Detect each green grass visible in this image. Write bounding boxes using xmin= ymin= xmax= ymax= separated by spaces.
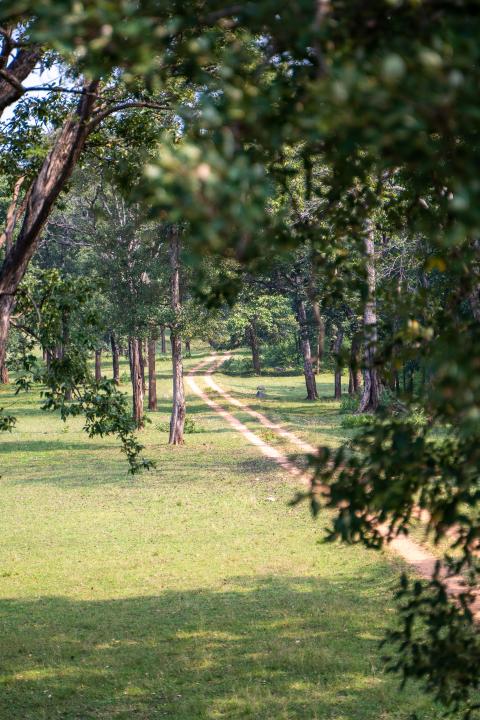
xmin=0 ymin=347 xmax=440 ymax=719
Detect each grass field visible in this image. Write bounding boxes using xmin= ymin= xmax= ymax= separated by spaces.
xmin=0 ymin=348 xmax=440 ymax=719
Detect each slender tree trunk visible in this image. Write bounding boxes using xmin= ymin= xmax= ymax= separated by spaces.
xmin=312 ymin=300 xmax=325 ymax=374
xmin=46 ymin=348 xmax=54 ymax=369
xmin=139 ymin=341 xmax=146 ymax=394
xmin=62 ymin=311 xmax=72 ymax=401
xmin=0 ymin=295 xmax=14 ymax=377
xmin=296 ymin=298 xmax=318 ymax=400
xmin=160 ymin=325 xmax=167 ymax=354
xmin=246 ymin=322 xmax=261 ymax=375
xmin=333 ymin=324 xmax=344 ymax=400
xmin=129 ymin=337 xmax=144 ymax=429
xmin=148 ymin=335 xmax=157 ymax=411
xmin=110 ymin=332 xmax=120 ymax=384
xmin=358 ymin=222 xmax=382 ymax=412
xmin=0 ymin=359 xmax=8 ymax=384
xmin=185 ymin=339 xmax=191 ymax=357
xmin=95 ymin=349 xmax=102 ymax=382
xmin=348 ymin=331 xmax=362 ymax=395
xmin=0 ymin=175 xmax=26 ymax=251
xmin=169 ymin=232 xmax=186 ymax=445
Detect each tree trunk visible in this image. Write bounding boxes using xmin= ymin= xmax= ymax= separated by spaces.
xmin=62 ymin=310 xmax=72 ymax=401
xmin=110 ymin=332 xmax=120 ymax=384
xmin=169 ymin=231 xmax=186 ymax=445
xmin=185 ymin=339 xmax=191 ymax=357
xmin=348 ymin=331 xmax=362 ymax=395
xmin=0 ymin=79 xmax=99 ymax=370
xmin=160 ymin=325 xmax=167 ymax=354
xmin=0 ymin=175 xmax=26 ymax=252
xmin=0 ymin=359 xmax=8 ymax=384
xmin=358 ymin=222 xmax=382 ymax=412
xmin=95 ymin=349 xmax=102 ymax=382
xmin=148 ymin=336 xmax=157 ymax=411
xmin=0 ymin=294 xmax=14 ymax=377
xmin=0 ymin=45 xmax=42 ymax=118
xmin=296 ymin=298 xmax=318 ymax=400
xmin=312 ymin=300 xmax=325 ymax=374
xmin=246 ymin=322 xmax=261 ymax=375
xmin=129 ymin=337 xmax=144 ymax=429
xmin=139 ymin=341 xmax=146 ymax=394
xmin=333 ymin=324 xmax=344 ymax=400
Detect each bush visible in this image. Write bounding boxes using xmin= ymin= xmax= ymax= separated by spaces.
xmin=339 ymin=395 xmax=360 ymax=414
xmin=409 ymin=407 xmax=428 ymax=428
xmin=341 ymin=414 xmax=374 ymax=429
xmin=222 ymin=356 xmax=254 ymax=375
xmin=261 ymin=339 xmax=300 ymax=370
xmin=155 ymin=416 xmax=200 ymax=433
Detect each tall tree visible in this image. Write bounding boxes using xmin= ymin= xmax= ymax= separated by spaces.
xmin=168 ymin=230 xmax=185 ymax=445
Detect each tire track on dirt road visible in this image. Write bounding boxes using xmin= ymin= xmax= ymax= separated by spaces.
xmin=187 ymin=352 xmax=480 ymax=617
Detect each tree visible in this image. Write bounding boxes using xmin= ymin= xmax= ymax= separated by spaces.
xmin=168 ymin=229 xmax=186 ymax=445
xmin=358 ymin=221 xmax=381 ymax=412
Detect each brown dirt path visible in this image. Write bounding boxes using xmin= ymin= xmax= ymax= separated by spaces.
xmin=187 ymin=353 xmax=480 ymax=618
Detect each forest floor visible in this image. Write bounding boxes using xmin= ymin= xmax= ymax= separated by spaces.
xmin=0 ymin=347 xmax=442 ymax=719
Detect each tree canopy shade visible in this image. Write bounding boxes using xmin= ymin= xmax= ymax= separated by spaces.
xmin=2 ymin=0 xmax=480 ymax=716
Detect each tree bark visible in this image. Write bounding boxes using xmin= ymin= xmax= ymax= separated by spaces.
xmin=110 ymin=332 xmax=120 ymax=384
xmin=139 ymin=340 xmax=146 ymax=394
xmin=148 ymin=335 xmax=157 ymax=411
xmin=0 ymin=359 xmax=8 ymax=384
xmin=0 ymin=175 xmax=26 ymax=251
xmin=0 ymin=294 xmax=14 ymax=378
xmin=296 ymin=298 xmax=318 ymax=400
xmin=358 ymin=222 xmax=382 ymax=412
xmin=348 ymin=331 xmax=362 ymax=395
xmin=95 ymin=349 xmax=102 ymax=382
xmin=0 ymin=79 xmax=99 ymax=370
xmin=311 ymin=300 xmax=325 ymax=374
xmin=129 ymin=337 xmax=144 ymax=429
xmin=246 ymin=322 xmax=261 ymax=375
xmin=333 ymin=324 xmax=344 ymax=400
xmin=169 ymin=231 xmax=186 ymax=445
xmin=62 ymin=310 xmax=72 ymax=401
xmin=0 ymin=45 xmax=42 ymax=117
xmin=160 ymin=325 xmax=166 ymax=354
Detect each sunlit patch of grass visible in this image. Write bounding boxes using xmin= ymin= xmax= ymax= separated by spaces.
xmin=0 ymin=346 xmax=440 ymax=719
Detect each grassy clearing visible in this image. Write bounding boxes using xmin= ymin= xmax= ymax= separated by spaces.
xmin=0 ymin=348 xmax=439 ymax=718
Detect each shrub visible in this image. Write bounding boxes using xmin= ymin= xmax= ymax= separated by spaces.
xmin=155 ymin=416 xmax=200 ymax=433
xmin=341 ymin=414 xmax=374 ymax=429
xmin=222 ymin=356 xmax=254 ymax=375
xmin=340 ymin=395 xmax=360 ymax=414
xmin=261 ymin=339 xmax=300 ymax=370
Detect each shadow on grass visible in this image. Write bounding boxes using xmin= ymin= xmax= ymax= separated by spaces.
xmin=0 ymin=574 xmax=427 ymax=720
xmin=0 ymin=439 xmax=116 ymax=454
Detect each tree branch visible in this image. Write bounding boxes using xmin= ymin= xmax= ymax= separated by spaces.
xmin=87 ymin=100 xmax=169 ymax=132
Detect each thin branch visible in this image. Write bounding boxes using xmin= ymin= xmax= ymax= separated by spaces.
xmin=22 ymin=84 xmax=101 ymax=97
xmin=87 ymin=100 xmax=169 ymax=132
